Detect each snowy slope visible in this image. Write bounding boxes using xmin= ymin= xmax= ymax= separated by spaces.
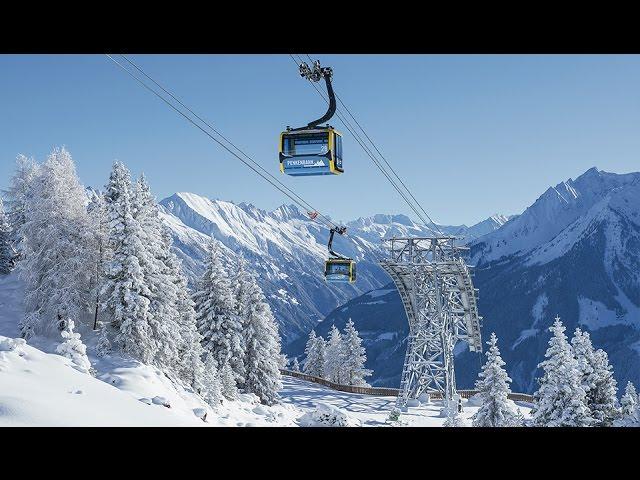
xmin=1 ymin=271 xmax=532 ymax=426
xmin=0 ymin=335 xmax=530 ymax=427
xmin=0 ymin=336 xmax=207 ymax=427
xmin=0 ymin=273 xmax=298 ymax=426
xmin=159 ymin=192 xmax=510 ymax=344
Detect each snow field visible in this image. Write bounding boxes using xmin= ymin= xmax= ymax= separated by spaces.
xmin=0 ymin=334 xmax=532 ymax=427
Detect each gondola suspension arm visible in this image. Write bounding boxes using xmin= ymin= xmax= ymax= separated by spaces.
xmin=290 ymin=60 xmax=336 ymax=131
xmin=328 ymin=226 xmax=348 ymax=260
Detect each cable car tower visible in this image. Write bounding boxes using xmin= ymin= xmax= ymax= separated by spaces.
xmin=380 ymin=236 xmax=483 ymax=420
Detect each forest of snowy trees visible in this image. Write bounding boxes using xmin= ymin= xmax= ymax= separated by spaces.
xmin=301 ymin=320 xmax=372 ymax=387
xmin=469 ymin=317 xmax=639 ymax=427
xmin=1 ymin=148 xmax=283 ymax=408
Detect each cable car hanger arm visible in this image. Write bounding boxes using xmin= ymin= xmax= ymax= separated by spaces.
xmin=328 ymin=226 xmax=348 ymax=260
xmin=290 ymin=60 xmax=336 ymax=131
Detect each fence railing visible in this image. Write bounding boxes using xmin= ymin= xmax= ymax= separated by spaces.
xmin=280 ymin=369 xmax=535 ymax=404
xmin=280 ymin=369 xmax=399 ymax=396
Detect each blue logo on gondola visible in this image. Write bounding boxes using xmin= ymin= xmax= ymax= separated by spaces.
xmin=286 ymin=158 xmax=328 ymax=168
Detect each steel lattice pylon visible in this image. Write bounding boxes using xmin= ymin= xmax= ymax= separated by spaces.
xmin=380 ymin=237 xmax=482 ymax=417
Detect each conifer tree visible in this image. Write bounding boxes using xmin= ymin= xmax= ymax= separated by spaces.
xmin=161 ymin=227 xmax=204 ymax=387
xmin=571 ymin=327 xmax=619 ymax=426
xmin=0 ymin=199 xmax=16 ymax=274
xmin=531 ymin=317 xmax=592 ymax=427
xmin=443 ymin=407 xmax=464 ymax=427
xmin=18 ymin=148 xmax=94 ymax=338
xmin=194 ymin=240 xmax=244 ymax=384
xmin=341 ymin=319 xmax=372 ymax=386
xmin=303 ymin=331 xmax=326 ymax=378
xmin=618 ymin=381 xmax=639 ymax=426
xmin=291 ymin=357 xmax=300 ymax=372
xmin=278 ymin=353 xmax=289 ymax=370
xmin=303 ymin=330 xmax=321 ymax=376
xmin=3 ymin=154 xmax=39 ymax=260
xmin=131 ymin=174 xmax=183 ymax=376
xmin=196 ymin=352 xmax=223 ymax=408
xmin=324 ymin=325 xmax=345 ymax=383
xmin=232 ymin=255 xmax=251 ymax=319
xmin=100 ymin=162 xmax=157 ymax=363
xmin=220 ymin=363 xmax=238 ymax=401
xmin=471 ymin=332 xmax=519 ymax=427
xmin=240 ymin=270 xmax=282 ymax=405
xmin=56 ymin=319 xmax=93 ymax=375
xmin=87 ymin=191 xmax=107 ymax=329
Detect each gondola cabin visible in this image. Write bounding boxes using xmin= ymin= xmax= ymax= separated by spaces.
xmin=279 ymin=127 xmax=343 ymax=176
xmin=324 ymin=258 xmax=356 ymax=283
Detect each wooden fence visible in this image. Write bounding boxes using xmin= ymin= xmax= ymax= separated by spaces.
xmin=280 ymin=369 xmax=535 ymax=404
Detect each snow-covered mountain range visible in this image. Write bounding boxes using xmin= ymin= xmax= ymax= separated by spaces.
xmin=311 ymin=167 xmax=640 ymax=392
xmin=158 ymin=191 xmax=509 ymax=344
xmin=467 ymin=167 xmax=640 ymax=393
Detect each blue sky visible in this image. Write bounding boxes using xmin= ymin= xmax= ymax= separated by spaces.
xmin=1 ymin=54 xmax=640 ymax=226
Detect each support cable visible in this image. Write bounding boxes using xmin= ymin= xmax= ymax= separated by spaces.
xmin=295 ymin=54 xmax=444 ymax=236
xmin=105 ymin=54 xmax=340 ymax=233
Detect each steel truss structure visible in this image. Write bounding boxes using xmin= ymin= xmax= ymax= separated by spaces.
xmin=380 ymin=237 xmax=482 ymax=415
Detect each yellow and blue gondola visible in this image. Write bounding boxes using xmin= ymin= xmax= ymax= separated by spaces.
xmin=324 ymin=258 xmax=356 ymax=283
xmin=279 ymin=127 xmax=343 ymax=176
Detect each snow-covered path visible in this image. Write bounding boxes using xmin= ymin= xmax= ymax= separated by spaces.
xmin=279 ymin=376 xmax=532 ymax=426
xmin=280 ymin=376 xmax=396 ymax=426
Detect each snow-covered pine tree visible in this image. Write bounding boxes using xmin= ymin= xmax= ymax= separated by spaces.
xmin=303 ymin=331 xmax=326 ymax=378
xmin=100 ymin=162 xmax=157 ymax=363
xmin=443 ymin=407 xmax=464 ymax=427
xmin=131 ymin=174 xmax=183 ymax=377
xmin=279 ymin=353 xmax=289 ymax=369
xmin=240 ymin=270 xmax=282 ymax=405
xmin=87 ymin=191 xmax=108 ymax=330
xmin=324 ymin=325 xmax=346 ymax=384
xmin=303 ymin=330 xmax=318 ymax=375
xmin=341 ymin=319 xmax=372 ymax=386
xmin=0 ymin=199 xmax=16 ymax=274
xmin=232 ymin=255 xmax=251 ymax=318
xmin=194 ymin=240 xmax=244 ymax=385
xmin=220 ymin=363 xmax=238 ymax=401
xmin=160 ymin=226 xmax=204 ymax=388
xmin=291 ymin=357 xmax=300 ymax=372
xmin=230 ymin=255 xmax=252 ymax=386
xmin=471 ymin=332 xmax=520 ymax=427
xmin=618 ymin=381 xmax=639 ymax=426
xmin=18 ymin=148 xmax=95 ymax=339
xmin=531 ymin=317 xmax=592 ymax=427
xmin=3 ymin=154 xmax=39 ymax=260
xmin=571 ymin=327 xmax=619 ymax=426
xmin=56 ymin=319 xmax=93 ymax=375
xmin=96 ymin=327 xmax=112 ymax=357
xmin=196 ymin=352 xmax=223 ymax=408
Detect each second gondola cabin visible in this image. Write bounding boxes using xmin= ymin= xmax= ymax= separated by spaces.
xmin=324 ymin=258 xmax=356 ymax=283
xmin=279 ymin=127 xmax=343 ymax=176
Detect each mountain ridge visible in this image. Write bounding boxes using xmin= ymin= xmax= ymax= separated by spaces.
xmin=158 ymin=191 xmax=510 ymax=345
